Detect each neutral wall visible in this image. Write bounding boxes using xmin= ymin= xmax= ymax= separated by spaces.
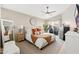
xmin=62 ymin=4 xmax=76 ymax=30
xmin=0 ymin=5 xmax=1 ymax=18
xmin=1 ymin=8 xmax=44 ymax=30
xmin=46 ymin=15 xmax=62 ymax=27
xmin=0 ymin=20 xmax=1 ymax=47
xmin=0 ymin=5 xmax=1 ymax=47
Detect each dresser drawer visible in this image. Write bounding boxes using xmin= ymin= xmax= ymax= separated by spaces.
xmin=17 ymin=33 xmax=24 ymax=42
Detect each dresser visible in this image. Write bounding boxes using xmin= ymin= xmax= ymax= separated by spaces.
xmin=17 ymin=32 xmax=24 ymax=42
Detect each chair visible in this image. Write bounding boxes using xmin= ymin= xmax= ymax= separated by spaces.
xmin=3 ymin=41 xmax=20 ymax=54
xmin=2 ymin=33 xmax=20 ymax=54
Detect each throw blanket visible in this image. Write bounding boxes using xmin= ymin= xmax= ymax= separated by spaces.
xmin=31 ymin=34 xmax=52 ymax=44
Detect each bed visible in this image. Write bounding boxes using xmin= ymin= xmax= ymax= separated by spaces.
xmin=25 ymin=28 xmax=55 ymax=49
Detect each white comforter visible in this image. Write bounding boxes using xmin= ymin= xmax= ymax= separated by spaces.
xmin=25 ymin=33 xmax=55 ymax=49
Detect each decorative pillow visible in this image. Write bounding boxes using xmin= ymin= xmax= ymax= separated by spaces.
xmin=34 ymin=31 xmax=39 ymax=35
xmin=37 ymin=28 xmax=41 ymax=34
xmin=32 ymin=28 xmax=41 ymax=35
xmin=32 ymin=28 xmax=37 ymax=34
xmin=37 ymin=28 xmax=41 ymax=31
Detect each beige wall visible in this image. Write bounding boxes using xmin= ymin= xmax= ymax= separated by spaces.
xmin=62 ymin=4 xmax=76 ymax=30
xmin=46 ymin=15 xmax=62 ymax=26
xmin=1 ymin=8 xmax=44 ymax=30
xmin=0 ymin=5 xmax=1 ymax=47
xmin=0 ymin=5 xmax=1 ymax=18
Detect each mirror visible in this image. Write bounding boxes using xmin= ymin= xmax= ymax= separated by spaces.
xmin=1 ymin=19 xmax=14 ymax=43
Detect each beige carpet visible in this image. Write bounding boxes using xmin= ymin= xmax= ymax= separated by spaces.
xmin=16 ymin=37 xmax=64 ymax=54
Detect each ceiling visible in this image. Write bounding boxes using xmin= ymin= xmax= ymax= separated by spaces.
xmin=2 ymin=4 xmax=71 ymax=19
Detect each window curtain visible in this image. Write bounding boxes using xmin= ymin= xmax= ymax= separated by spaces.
xmin=76 ymin=4 xmax=79 ymax=28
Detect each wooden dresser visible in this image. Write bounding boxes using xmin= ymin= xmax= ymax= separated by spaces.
xmin=16 ymin=32 xmax=24 ymax=42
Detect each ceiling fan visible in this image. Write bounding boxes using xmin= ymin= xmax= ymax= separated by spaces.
xmin=42 ymin=6 xmax=56 ymax=15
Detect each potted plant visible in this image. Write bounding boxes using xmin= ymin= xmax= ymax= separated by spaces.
xmin=43 ymin=23 xmax=48 ymax=32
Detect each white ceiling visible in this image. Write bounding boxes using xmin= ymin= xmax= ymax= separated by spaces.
xmin=2 ymin=4 xmax=71 ymax=19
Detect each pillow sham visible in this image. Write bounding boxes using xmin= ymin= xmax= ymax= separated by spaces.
xmin=32 ymin=28 xmax=42 ymax=35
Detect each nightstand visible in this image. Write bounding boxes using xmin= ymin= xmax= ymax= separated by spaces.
xmin=17 ymin=32 xmax=24 ymax=42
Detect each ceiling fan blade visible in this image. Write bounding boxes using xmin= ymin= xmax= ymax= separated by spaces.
xmin=41 ymin=11 xmax=49 ymax=14
xmin=41 ymin=11 xmax=46 ymax=13
xmin=41 ymin=10 xmax=56 ymax=14
xmin=49 ymin=11 xmax=56 ymax=13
